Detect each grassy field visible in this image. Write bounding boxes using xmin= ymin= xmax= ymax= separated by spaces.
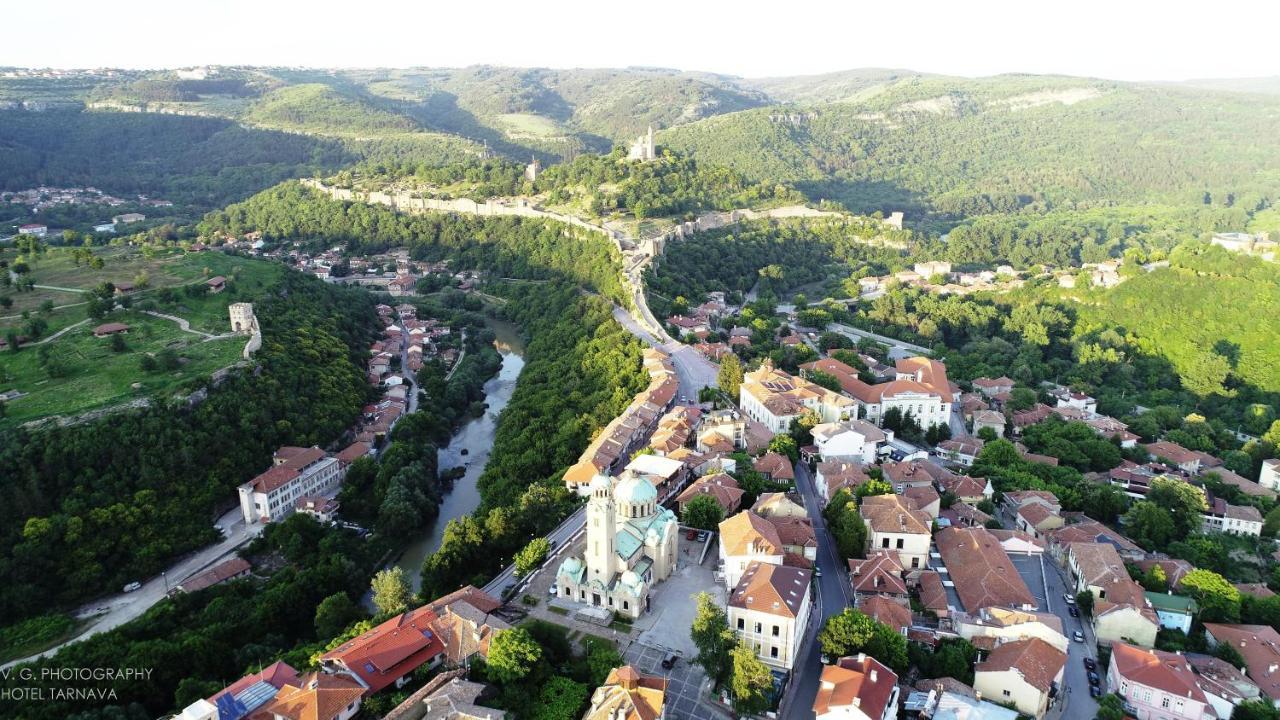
xmin=496 ymin=112 xmax=566 ymax=138
xmin=0 ymin=310 xmax=246 ymax=425
xmin=0 ymin=249 xmax=283 ymax=425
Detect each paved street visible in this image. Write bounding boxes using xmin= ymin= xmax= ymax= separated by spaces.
xmin=829 ymin=323 xmax=931 ymax=361
xmin=1008 ymin=553 xmax=1100 ymax=720
xmin=3 ymin=506 xmax=264 ymax=669
xmin=783 ymin=459 xmax=855 ymax=720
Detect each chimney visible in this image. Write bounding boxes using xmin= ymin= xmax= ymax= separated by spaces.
xmin=870 ymin=669 xmax=878 ymax=683
xmin=857 ymin=652 xmax=867 ymax=664
xmin=975 ymin=691 xmax=982 ymax=702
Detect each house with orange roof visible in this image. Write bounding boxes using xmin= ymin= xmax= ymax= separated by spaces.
xmin=1203 ymin=623 xmax=1280 ymax=704
xmin=973 ymin=637 xmax=1066 ymax=718
xmin=583 ymin=666 xmax=666 ymax=720
xmin=237 ymin=446 xmax=344 ymax=524
xmin=1014 ymin=503 xmax=1063 ymax=539
xmin=676 ymin=473 xmax=743 ymax=516
xmin=935 ymin=527 xmax=1037 ymax=613
xmin=813 ymin=654 xmax=900 ymax=720
xmin=1068 ymin=543 xmax=1158 ymax=647
xmin=718 ymin=510 xmax=813 ymax=587
xmin=753 ymin=451 xmax=796 ymax=482
xmin=1107 ymin=642 xmax=1215 ymax=720
xmin=319 ymin=606 xmax=445 ymax=695
xmin=861 ymin=595 xmax=913 ymax=634
xmin=816 ymin=460 xmax=871 ymax=501
xmin=728 ymin=562 xmax=812 ymax=669
xmin=848 ymin=551 xmax=908 ymax=602
xmin=250 ymin=672 xmax=365 ymax=720
xmin=179 ymin=661 xmax=301 ymax=720
xmin=861 ymin=494 xmax=933 ymax=570
xmin=740 ymin=362 xmax=854 ymax=434
xmin=957 ymin=606 xmax=1068 ymax=653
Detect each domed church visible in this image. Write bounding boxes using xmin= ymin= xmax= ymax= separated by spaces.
xmin=556 ymin=471 xmax=679 ymax=618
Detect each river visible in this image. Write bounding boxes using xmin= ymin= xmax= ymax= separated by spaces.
xmin=393 ymin=318 xmax=526 ymax=592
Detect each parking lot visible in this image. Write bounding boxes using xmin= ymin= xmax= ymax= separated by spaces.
xmin=625 ymin=640 xmax=726 ymax=720
xmin=1008 ymin=551 xmax=1099 ymax=720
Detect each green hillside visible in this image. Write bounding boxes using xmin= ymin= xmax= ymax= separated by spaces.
xmin=662 ymin=76 xmax=1280 ymax=218
xmin=243 ymin=83 xmax=421 ymax=135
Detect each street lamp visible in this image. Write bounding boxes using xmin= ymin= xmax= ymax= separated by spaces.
xmin=162 ymin=571 xmax=168 ymax=593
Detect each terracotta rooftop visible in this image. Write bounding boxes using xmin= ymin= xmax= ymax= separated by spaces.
xmin=1203 ymin=624 xmax=1280 ymax=701
xmin=861 ymin=595 xmax=912 ymax=632
xmin=320 ymin=606 xmax=443 ymax=695
xmin=729 ymin=562 xmax=811 ymax=618
xmin=976 ymin=637 xmax=1066 ymax=692
xmin=813 ymin=654 xmax=899 ymax=719
xmin=719 ymin=510 xmax=783 ymax=557
xmin=754 ymin=452 xmax=796 ymax=480
xmin=936 ymin=527 xmax=1036 ymax=612
xmin=849 ymin=551 xmax=908 ymax=596
xmin=251 ymin=672 xmax=364 ymax=720
xmin=1110 ymin=642 xmax=1208 ymax=704
xmin=860 ymin=494 xmax=932 ymax=535
xmin=584 ymin=666 xmax=667 ymax=720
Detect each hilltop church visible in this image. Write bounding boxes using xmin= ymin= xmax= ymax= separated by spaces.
xmin=556 ymin=472 xmax=679 ymax=618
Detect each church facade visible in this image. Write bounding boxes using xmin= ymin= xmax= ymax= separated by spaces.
xmin=556 ymin=472 xmax=679 ymax=618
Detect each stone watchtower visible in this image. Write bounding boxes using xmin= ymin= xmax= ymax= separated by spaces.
xmin=229 ymin=302 xmax=257 ymax=334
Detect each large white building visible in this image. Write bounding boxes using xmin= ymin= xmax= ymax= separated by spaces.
xmin=727 ymin=562 xmax=812 ymax=670
xmin=556 ymin=473 xmax=679 ymax=618
xmin=801 ymin=356 xmax=952 ymax=431
xmin=740 ymin=362 xmax=854 ymax=434
xmin=238 ymin=447 xmax=345 ymax=523
xmin=811 ymin=419 xmax=888 ymax=465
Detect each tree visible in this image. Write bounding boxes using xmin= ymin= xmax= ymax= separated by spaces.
xmin=1008 ymin=387 xmax=1038 ymax=411
xmin=487 ymin=627 xmax=542 ymax=683
xmin=514 ymin=537 xmax=551 ymax=578
xmin=818 ymin=609 xmax=908 ymax=673
xmin=1097 ymin=694 xmax=1126 ymax=720
xmin=1234 ymin=700 xmax=1280 ymax=720
xmin=1076 ymin=590 xmax=1095 ymax=616
xmin=109 ymin=332 xmax=127 ymax=353
xmin=825 ymin=490 xmax=868 ymax=559
xmin=767 ymin=434 xmax=798 ymax=462
xmin=729 ymin=642 xmax=773 ymax=715
xmin=530 ymin=677 xmax=589 ymax=720
xmin=1180 ymin=569 xmax=1241 ymax=623
xmin=1141 ymin=564 xmax=1168 ymax=593
xmin=855 ymin=479 xmax=893 ymax=499
xmin=1147 ymin=476 xmax=1209 ymax=538
xmin=1182 ymin=351 xmax=1233 ymax=397
xmin=682 ymin=495 xmax=726 ymax=531
xmin=690 ymin=592 xmax=735 ymax=685
xmin=1122 ymin=501 xmax=1177 ymax=550
xmin=976 ymin=426 xmax=998 ymax=442
xmin=717 ymin=353 xmax=743 ymax=398
xmin=314 ymin=592 xmax=362 ymax=639
xmin=370 ymin=567 xmax=411 ymax=616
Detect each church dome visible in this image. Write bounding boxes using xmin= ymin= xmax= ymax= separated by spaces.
xmin=559 ymin=557 xmax=583 ymax=576
xmin=614 ymin=473 xmax=657 ymax=506
xmin=621 ymin=569 xmax=642 ymax=589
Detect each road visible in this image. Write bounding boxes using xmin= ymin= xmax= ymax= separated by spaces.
xmin=3 ymin=506 xmax=263 ymax=669
xmin=782 ymin=459 xmax=854 ymax=720
xmin=1036 ymin=554 xmax=1100 ymax=720
xmin=612 ymin=305 xmax=718 ymax=399
xmin=829 ymin=322 xmax=931 ymax=361
xmin=482 ymin=506 xmax=587 ymax=597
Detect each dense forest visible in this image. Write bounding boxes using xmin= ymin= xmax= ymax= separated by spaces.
xmin=0 ymin=271 xmax=377 ymax=622
xmin=663 ymin=77 xmax=1280 ymax=220
xmin=198 ymin=182 xmax=631 ymax=304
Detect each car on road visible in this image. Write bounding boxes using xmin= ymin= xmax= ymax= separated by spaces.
xmin=122 ymin=581 xmax=142 ymax=593
xmin=661 ymin=654 xmax=679 ymax=670
xmin=1073 ymin=631 xmax=1086 ymax=643
xmin=1089 ymin=685 xmax=1102 ymax=698
xmin=1068 ymin=606 xmax=1080 ymax=617
xmin=1084 ymin=657 xmax=1097 ymax=671
xmin=1064 ymin=593 xmax=1076 ymax=605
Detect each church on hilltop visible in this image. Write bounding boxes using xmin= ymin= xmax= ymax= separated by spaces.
xmin=556 ymin=472 xmax=679 ymax=618
xmin=627 ymin=126 xmax=657 ymax=162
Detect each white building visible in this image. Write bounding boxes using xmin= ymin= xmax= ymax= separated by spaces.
xmin=727 ymin=562 xmax=811 ymax=670
xmin=237 ymin=447 xmax=344 ymax=524
xmin=627 ymin=126 xmax=657 ymax=162
xmin=1260 ymin=459 xmax=1280 ymax=492
xmin=860 ymin=494 xmax=933 ymax=570
xmin=1202 ymin=498 xmax=1263 ymax=537
xmin=811 ymin=419 xmax=888 ymax=465
xmin=1108 ymin=643 xmax=1216 ymax=720
xmin=740 ymin=362 xmax=854 ymax=434
xmin=555 ymin=473 xmax=679 ymax=618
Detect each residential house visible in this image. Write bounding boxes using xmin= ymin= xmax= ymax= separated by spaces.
xmin=973 ymin=637 xmax=1067 ymax=719
xmin=811 ymin=419 xmax=889 ymax=465
xmin=728 ymin=562 xmax=812 ymax=670
xmin=882 ymin=459 xmax=947 ymax=490
xmin=1202 ymin=497 xmax=1264 ymax=537
xmin=408 ymin=672 xmax=507 ymax=720
xmin=848 ymin=551 xmax=909 ymax=604
xmin=918 ymin=571 xmax=950 ymax=620
xmin=939 ymin=475 xmax=994 ymax=505
xmin=1185 ymin=653 xmax=1261 ymax=719
xmin=1144 ymin=442 xmax=1204 ymax=474
xmin=957 ymin=606 xmax=1068 ymax=653
xmin=1135 ymin=559 xmax=1196 ymax=591
xmin=583 ymin=666 xmax=666 ymax=720
xmin=718 ymin=510 xmax=815 ymax=588
xmin=973 ymin=377 xmax=1015 ymax=398
xmin=935 ymin=527 xmax=1037 ymax=613
xmin=861 ymin=594 xmax=913 ymax=634
xmin=1144 ymin=592 xmax=1197 ymax=635
xmin=1261 ymin=459 xmax=1280 ymax=493
xmin=813 ymin=654 xmax=900 ymax=720
xmin=917 ymin=689 xmax=1018 ymax=720
xmin=972 ymin=410 xmax=1006 ymax=438
xmin=695 ymin=408 xmax=745 ymax=453
xmin=1045 ymin=519 xmax=1145 ymax=563
xmin=93 ymin=322 xmax=130 ymax=337
xmin=936 ymin=438 xmax=984 ymax=467
xmin=207 ymin=275 xmax=227 ymax=293
xmin=320 ymin=606 xmax=445 ymax=694
xmin=987 ymin=529 xmax=1047 ymax=556
xmin=817 ymin=460 xmax=871 ymax=501
xmin=799 ymin=356 xmax=952 ymax=431
xmin=676 ymin=473 xmax=743 ymax=516
xmin=1068 ymin=543 xmax=1159 ymax=647
xmin=251 ymin=673 xmax=364 ymax=720
xmin=904 ymin=485 xmax=942 ymax=519
xmin=1107 ymin=643 xmax=1215 ymax=720
xmin=178 ymin=661 xmax=301 ymax=720
xmin=752 ymin=492 xmax=808 ymax=519
xmin=625 ymin=453 xmax=687 ymax=501
xmin=754 ymin=452 xmax=796 ymax=483
xmin=740 ymin=362 xmax=854 ymax=434
xmin=425 ymin=586 xmax=509 ymax=668
xmin=861 ymin=494 xmax=933 ymax=570
xmin=1015 ymin=504 xmax=1064 ymax=539
xmin=1202 ymin=623 xmax=1280 ymax=705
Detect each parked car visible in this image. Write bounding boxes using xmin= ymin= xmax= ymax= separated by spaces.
xmin=1073 ymin=631 xmax=1086 ymax=642
xmin=1084 ymin=657 xmax=1096 ymax=671
xmin=1089 ymin=685 xmax=1102 ymax=698
xmin=548 ymin=585 xmax=557 ymax=596
xmin=1088 ymin=671 xmax=1100 ymax=685
xmin=122 ymin=581 xmax=142 ymax=593
xmin=1068 ymin=606 xmax=1080 ymax=617
xmin=661 ymin=654 xmax=679 ymax=670
xmin=686 ymin=529 xmax=698 ymax=540
xmin=814 ymin=566 xmax=823 ymax=579
xmin=1064 ymin=593 xmax=1076 ymax=605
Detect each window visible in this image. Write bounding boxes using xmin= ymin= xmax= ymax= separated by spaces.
xmin=755 ymin=622 xmax=762 ymax=634
xmin=738 ymin=618 xmax=745 ymax=630
xmin=1002 ymin=690 xmax=1011 ymax=697
xmin=1161 ymin=698 xmax=1170 ymax=709
xmin=896 ymin=538 xmax=904 ymax=549
xmin=772 ymin=625 xmax=780 ymax=637
xmin=882 ymin=538 xmax=890 ymax=548
xmin=770 ymin=646 xmax=779 ymax=658
xmin=911 ymin=557 xmax=920 ymax=569
xmin=623 ymin=601 xmax=629 ymax=610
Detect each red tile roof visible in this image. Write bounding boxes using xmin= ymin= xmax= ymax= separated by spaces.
xmin=976 ymin=637 xmax=1066 ymax=692
xmin=321 ymin=606 xmax=444 ymax=694
xmin=1203 ymin=624 xmax=1280 ymax=701
xmin=813 ymin=654 xmax=898 ymax=719
xmin=861 ymin=596 xmax=912 ymax=632
xmin=936 ymin=527 xmax=1036 ymax=612
xmin=1110 ymin=642 xmax=1208 ymax=703
xmin=729 ymin=562 xmax=810 ymax=618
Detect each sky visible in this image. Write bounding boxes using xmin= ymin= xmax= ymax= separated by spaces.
xmin=6 ymin=0 xmax=1280 ymax=81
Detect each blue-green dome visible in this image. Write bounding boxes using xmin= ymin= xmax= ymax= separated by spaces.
xmin=615 ymin=473 xmax=657 ymax=505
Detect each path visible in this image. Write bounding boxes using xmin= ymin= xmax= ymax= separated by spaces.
xmin=828 ymin=322 xmax=932 ymax=360
xmin=142 ymin=310 xmax=217 ymax=338
xmin=441 ymin=329 xmax=467 ymax=383
xmin=31 ymin=284 xmax=87 ymax=294
xmin=25 ymin=318 xmax=89 ymax=346
xmin=3 ymin=506 xmax=265 ymax=670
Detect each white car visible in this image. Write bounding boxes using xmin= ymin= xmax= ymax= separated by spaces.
xmin=1073 ymin=631 xmax=1086 ymax=643
xmin=122 ymin=581 xmax=142 ymax=593
xmin=1064 ymin=593 xmax=1076 ymax=605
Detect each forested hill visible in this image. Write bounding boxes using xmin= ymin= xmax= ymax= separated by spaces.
xmin=0 ymin=269 xmax=377 ymax=622
xmin=661 ymin=76 xmax=1280 ymax=219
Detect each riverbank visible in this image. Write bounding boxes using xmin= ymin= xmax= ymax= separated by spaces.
xmin=391 ymin=318 xmax=526 ymax=592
